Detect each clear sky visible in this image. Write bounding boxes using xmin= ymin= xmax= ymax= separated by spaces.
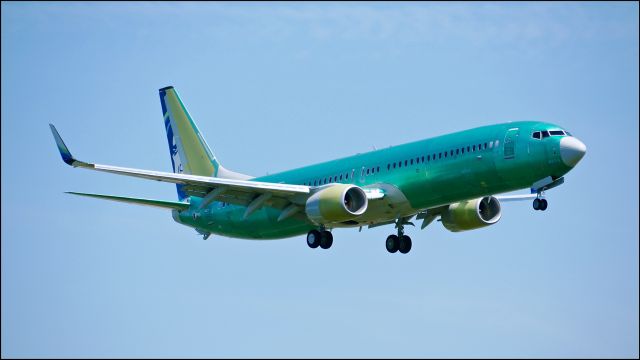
xmin=2 ymin=2 xmax=638 ymax=358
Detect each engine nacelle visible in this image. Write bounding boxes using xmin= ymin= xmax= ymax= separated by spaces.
xmin=441 ymin=196 xmax=502 ymax=232
xmin=305 ymin=184 xmax=368 ymax=224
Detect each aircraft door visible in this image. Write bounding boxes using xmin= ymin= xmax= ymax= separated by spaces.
xmin=503 ymin=128 xmax=519 ymax=159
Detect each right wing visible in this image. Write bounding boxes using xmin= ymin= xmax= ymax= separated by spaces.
xmin=494 ymin=194 xmax=538 ymax=202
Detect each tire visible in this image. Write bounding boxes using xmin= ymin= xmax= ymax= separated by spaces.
xmin=399 ymin=235 xmax=412 ymax=254
xmin=307 ymin=230 xmax=321 ymax=248
xmin=533 ymin=198 xmax=540 ymax=210
xmin=320 ymin=231 xmax=333 ymax=249
xmin=539 ymin=199 xmax=548 ymax=211
xmin=386 ymin=235 xmax=399 ymax=253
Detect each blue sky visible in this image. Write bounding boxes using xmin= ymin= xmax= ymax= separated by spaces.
xmin=2 ymin=2 xmax=638 ymax=358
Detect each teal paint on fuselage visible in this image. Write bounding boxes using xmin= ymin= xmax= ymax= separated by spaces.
xmin=176 ymin=121 xmax=575 ymax=239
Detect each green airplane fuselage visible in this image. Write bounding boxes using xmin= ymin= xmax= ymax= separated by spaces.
xmin=175 ymin=121 xmax=574 ymax=239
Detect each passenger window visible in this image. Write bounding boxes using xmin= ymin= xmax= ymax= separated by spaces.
xmin=393 ymin=163 xmax=396 ymax=169
xmin=439 ymin=153 xmax=442 ymax=159
xmin=387 ymin=164 xmax=390 ymax=170
xmin=427 ymin=155 xmax=430 ymax=161
xmin=472 ymin=145 xmax=476 ymax=151
xmin=467 ymin=146 xmax=470 ymax=152
xmin=377 ymin=166 xmax=380 ymax=173
xmin=410 ymin=159 xmax=414 ymax=165
xmin=484 ymin=142 xmax=487 ymax=149
xmin=456 ymin=149 xmax=459 ymax=155
xmin=533 ymin=131 xmax=541 ymax=139
xmin=404 ymin=160 xmax=408 ymax=166
xmin=366 ymin=169 xmax=369 ymax=175
xmin=421 ymin=156 xmax=424 ymax=163
xmin=495 ymin=140 xmax=499 ymax=147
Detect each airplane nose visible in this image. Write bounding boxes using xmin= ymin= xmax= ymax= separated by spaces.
xmin=560 ymin=136 xmax=586 ymax=167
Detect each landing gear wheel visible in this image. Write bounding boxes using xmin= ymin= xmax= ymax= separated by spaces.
xmin=533 ymin=198 xmax=540 ymax=211
xmin=320 ymin=231 xmax=333 ymax=249
xmin=307 ymin=230 xmax=321 ymax=248
xmin=539 ymin=199 xmax=548 ymax=211
xmin=386 ymin=235 xmax=399 ymax=253
xmin=398 ymin=235 xmax=412 ymax=254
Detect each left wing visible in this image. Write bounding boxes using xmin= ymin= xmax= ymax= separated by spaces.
xmin=50 ymin=124 xmax=384 ymax=219
xmin=50 ymin=124 xmax=310 ymax=215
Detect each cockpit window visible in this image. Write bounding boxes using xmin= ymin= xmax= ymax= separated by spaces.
xmin=541 ymin=130 xmax=550 ymax=138
xmin=549 ymin=130 xmax=565 ymax=136
xmin=533 ymin=131 xmax=541 ymax=139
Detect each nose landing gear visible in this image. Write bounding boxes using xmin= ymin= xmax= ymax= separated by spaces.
xmin=533 ymin=197 xmax=548 ymax=211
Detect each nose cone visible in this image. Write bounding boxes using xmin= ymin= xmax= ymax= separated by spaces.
xmin=560 ymin=136 xmax=586 ymax=167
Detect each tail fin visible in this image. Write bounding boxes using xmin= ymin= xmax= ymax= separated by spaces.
xmin=159 ymin=86 xmax=218 ymax=175
xmin=159 ymin=86 xmax=252 ymax=200
xmin=159 ymin=86 xmax=219 ymax=200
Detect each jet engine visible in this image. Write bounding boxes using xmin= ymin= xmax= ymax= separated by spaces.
xmin=441 ymin=196 xmax=502 ymax=232
xmin=305 ymin=184 xmax=368 ymax=224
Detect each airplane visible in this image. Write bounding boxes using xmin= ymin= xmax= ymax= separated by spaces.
xmin=50 ymin=86 xmax=587 ymax=254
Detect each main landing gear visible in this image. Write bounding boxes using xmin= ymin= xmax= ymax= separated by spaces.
xmin=386 ymin=218 xmax=412 ymax=254
xmin=307 ymin=229 xmax=333 ymax=249
xmin=533 ymin=197 xmax=548 ymax=211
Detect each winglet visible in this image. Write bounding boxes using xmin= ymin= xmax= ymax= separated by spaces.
xmin=49 ymin=124 xmax=76 ymax=166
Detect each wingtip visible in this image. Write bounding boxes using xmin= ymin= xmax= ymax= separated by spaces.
xmin=49 ymin=124 xmax=75 ymax=166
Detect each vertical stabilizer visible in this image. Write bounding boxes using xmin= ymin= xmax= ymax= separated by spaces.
xmin=159 ymin=86 xmax=252 ymax=200
xmin=159 ymin=86 xmax=218 ymax=200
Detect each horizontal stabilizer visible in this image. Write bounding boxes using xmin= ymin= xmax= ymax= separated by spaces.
xmin=66 ymin=192 xmax=189 ymax=211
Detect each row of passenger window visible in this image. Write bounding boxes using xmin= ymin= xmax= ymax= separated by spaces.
xmin=301 ymin=139 xmax=499 ymax=187
xmin=385 ymin=139 xmax=499 ymax=171
xmin=302 ymin=171 xmax=355 ymax=187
